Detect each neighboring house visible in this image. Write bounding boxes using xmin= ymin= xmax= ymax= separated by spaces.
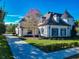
xmin=38 ymin=11 xmax=74 ymax=37
xmin=15 ymin=9 xmax=41 ymax=36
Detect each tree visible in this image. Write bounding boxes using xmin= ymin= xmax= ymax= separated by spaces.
xmin=0 ymin=23 xmax=6 ymax=35
xmin=71 ymin=25 xmax=77 ymax=37
xmin=70 ymin=20 xmax=79 ymax=37
xmin=20 ymin=9 xmax=41 ymax=37
xmin=74 ymin=20 xmax=79 ymax=36
xmin=6 ymin=24 xmax=17 ymax=34
xmin=0 ymin=9 xmax=6 ymax=35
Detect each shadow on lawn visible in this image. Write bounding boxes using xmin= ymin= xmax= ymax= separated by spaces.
xmin=39 ymin=36 xmax=79 ymax=40
xmin=29 ymin=42 xmax=79 ymax=53
xmin=21 ymin=36 xmax=79 ymax=53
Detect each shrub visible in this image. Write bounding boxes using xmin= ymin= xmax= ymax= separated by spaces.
xmin=73 ymin=42 xmax=79 ymax=46
xmin=0 ymin=23 xmax=6 ymax=35
xmin=0 ymin=35 xmax=6 ymax=39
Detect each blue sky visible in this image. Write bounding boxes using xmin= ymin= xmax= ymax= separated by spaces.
xmin=0 ymin=0 xmax=79 ymax=24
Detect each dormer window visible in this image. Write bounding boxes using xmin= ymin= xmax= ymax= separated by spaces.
xmin=53 ymin=14 xmax=59 ymax=22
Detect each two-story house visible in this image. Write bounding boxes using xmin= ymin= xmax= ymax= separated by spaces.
xmin=38 ymin=11 xmax=74 ymax=37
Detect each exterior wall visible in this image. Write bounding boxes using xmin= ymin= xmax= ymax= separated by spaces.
xmin=18 ymin=28 xmax=22 ymax=36
xmin=66 ymin=27 xmax=71 ymax=36
xmin=22 ymin=28 xmax=27 ymax=36
xmin=38 ymin=25 xmax=48 ymax=37
xmin=62 ymin=18 xmax=74 ymax=32
xmin=38 ymin=25 xmax=71 ymax=37
xmin=68 ymin=18 xmax=74 ymax=26
xmin=34 ymin=29 xmax=39 ymax=35
xmin=63 ymin=18 xmax=74 ymax=26
xmin=15 ymin=23 xmax=23 ymax=36
xmin=16 ymin=25 xmax=71 ymax=37
xmin=15 ymin=27 xmax=22 ymax=36
xmin=15 ymin=28 xmax=18 ymax=35
xmin=15 ymin=26 xmax=39 ymax=36
xmin=15 ymin=27 xmax=23 ymax=36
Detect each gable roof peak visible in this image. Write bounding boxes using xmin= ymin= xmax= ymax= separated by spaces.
xmin=62 ymin=10 xmax=73 ymax=18
xmin=64 ymin=10 xmax=70 ymax=14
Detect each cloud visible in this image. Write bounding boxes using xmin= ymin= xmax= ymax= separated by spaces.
xmin=5 ymin=15 xmax=24 ymax=24
xmin=5 ymin=22 xmax=16 ymax=24
xmin=7 ymin=15 xmax=24 ymax=18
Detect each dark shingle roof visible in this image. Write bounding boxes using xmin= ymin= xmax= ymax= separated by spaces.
xmin=40 ymin=12 xmax=70 ymax=26
xmin=53 ymin=13 xmax=62 ymax=17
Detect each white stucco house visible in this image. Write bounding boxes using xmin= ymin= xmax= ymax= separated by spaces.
xmin=38 ymin=11 xmax=74 ymax=37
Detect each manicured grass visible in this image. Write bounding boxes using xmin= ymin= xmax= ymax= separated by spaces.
xmin=25 ymin=38 xmax=79 ymax=53
xmin=0 ymin=35 xmax=13 ymax=59
xmin=25 ymin=39 xmax=79 ymax=46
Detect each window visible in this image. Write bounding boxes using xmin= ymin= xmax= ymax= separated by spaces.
xmin=41 ymin=28 xmax=44 ymax=34
xmin=60 ymin=28 xmax=66 ymax=36
xmin=52 ymin=28 xmax=58 ymax=36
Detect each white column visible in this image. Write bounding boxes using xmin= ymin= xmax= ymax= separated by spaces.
xmin=18 ymin=28 xmax=22 ymax=36
xmin=58 ymin=28 xmax=61 ymax=37
xmin=50 ymin=26 xmax=52 ymax=37
xmin=66 ymin=28 xmax=68 ymax=37
xmin=46 ymin=26 xmax=48 ymax=37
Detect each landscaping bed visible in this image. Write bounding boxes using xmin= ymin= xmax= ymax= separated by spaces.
xmin=25 ymin=39 xmax=79 ymax=53
xmin=0 ymin=35 xmax=13 ymax=59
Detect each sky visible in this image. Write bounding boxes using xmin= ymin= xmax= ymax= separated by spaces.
xmin=0 ymin=0 xmax=79 ymax=24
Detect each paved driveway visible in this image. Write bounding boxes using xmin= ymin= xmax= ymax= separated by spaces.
xmin=5 ymin=34 xmax=79 ymax=59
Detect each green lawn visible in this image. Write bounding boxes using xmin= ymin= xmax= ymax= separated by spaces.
xmin=25 ymin=39 xmax=79 ymax=46
xmin=25 ymin=38 xmax=79 ymax=53
xmin=0 ymin=35 xmax=13 ymax=59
